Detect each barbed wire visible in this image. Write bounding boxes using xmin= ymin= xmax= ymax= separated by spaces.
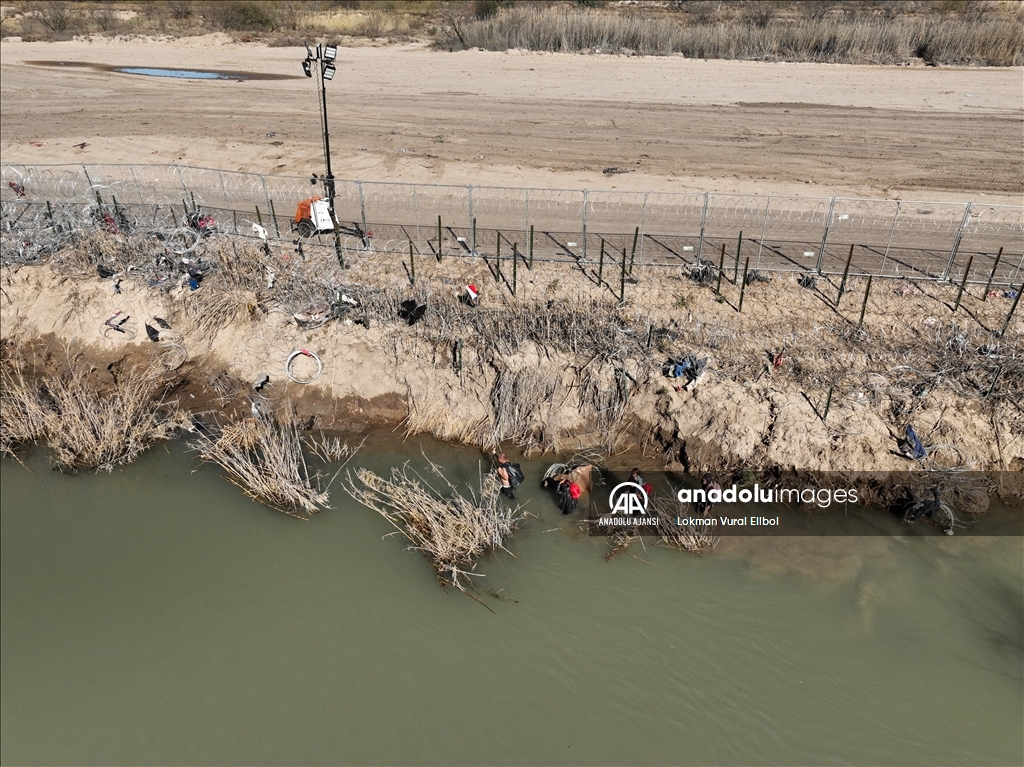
xmin=2 ymin=162 xmax=1022 ymax=286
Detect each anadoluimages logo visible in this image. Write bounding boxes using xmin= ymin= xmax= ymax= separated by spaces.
xmin=608 ymin=482 xmax=649 ymax=516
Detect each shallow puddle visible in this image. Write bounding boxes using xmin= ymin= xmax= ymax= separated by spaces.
xmin=26 ymin=60 xmax=298 ymax=81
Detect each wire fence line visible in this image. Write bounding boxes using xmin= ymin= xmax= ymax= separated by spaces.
xmin=2 ymin=162 xmax=1022 ymax=287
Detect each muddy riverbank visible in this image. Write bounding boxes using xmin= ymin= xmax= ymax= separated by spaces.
xmin=2 ymin=231 xmax=1021 ymax=513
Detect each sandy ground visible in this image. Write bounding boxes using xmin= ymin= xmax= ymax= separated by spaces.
xmin=2 ymin=246 xmax=1020 ymax=481
xmin=1 ymin=35 xmax=1022 ymax=203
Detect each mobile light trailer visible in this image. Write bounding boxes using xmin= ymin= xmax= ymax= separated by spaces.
xmin=293 ymin=196 xmax=335 ymax=237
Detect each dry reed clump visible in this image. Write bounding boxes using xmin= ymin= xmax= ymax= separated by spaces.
xmin=649 ymin=498 xmax=719 ymax=553
xmin=189 ymin=405 xmax=351 ymax=518
xmin=576 ymin=363 xmax=646 ymax=454
xmin=487 ymin=366 xmax=564 ymax=453
xmin=440 ymin=6 xmax=1022 ymax=66
xmin=346 ymin=457 xmax=525 ymax=594
xmin=603 ymin=498 xmax=718 ymax=561
xmin=0 ymin=353 xmax=190 ymax=471
xmin=405 ymin=387 xmax=491 ymax=446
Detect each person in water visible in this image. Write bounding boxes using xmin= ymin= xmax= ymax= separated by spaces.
xmin=495 ymin=452 xmax=516 ymax=500
xmin=627 ymin=467 xmax=649 ymax=513
xmin=557 ymin=477 xmax=582 ymax=514
xmin=696 ymin=473 xmax=722 ymax=516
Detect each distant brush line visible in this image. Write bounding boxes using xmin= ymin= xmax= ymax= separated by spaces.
xmin=437 ymin=7 xmax=1023 ymax=67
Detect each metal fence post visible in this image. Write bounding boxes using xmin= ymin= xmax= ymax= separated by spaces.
xmin=638 ymin=192 xmax=649 ymax=264
xmin=467 ymin=184 xmax=474 ymax=237
xmin=175 ymin=164 xmax=187 ymax=192
xmin=755 ymin=196 xmax=770 ymax=270
xmin=879 ymin=200 xmax=901 ymax=276
xmin=982 ymin=248 xmax=1003 ymax=300
xmin=943 ymin=203 xmax=973 ymax=280
xmin=128 ymin=165 xmax=142 ymax=205
xmin=581 ymin=189 xmax=589 ymax=260
xmin=696 ymin=192 xmax=710 ymax=263
xmin=815 ymin=196 xmax=836 ymax=274
xmin=357 ymin=181 xmax=369 ymax=248
xmin=412 ymin=184 xmax=421 ymax=252
xmin=525 ymin=188 xmax=530 ymax=243
xmin=81 ymin=163 xmax=94 ymax=193
xmin=998 ymin=283 xmax=1021 ymax=337
xmin=260 ymin=173 xmax=271 ymax=213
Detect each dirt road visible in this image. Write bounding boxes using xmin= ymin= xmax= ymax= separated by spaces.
xmin=2 ymin=35 xmax=1021 ymax=203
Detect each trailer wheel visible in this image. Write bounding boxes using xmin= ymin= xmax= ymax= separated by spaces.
xmin=297 ymin=220 xmax=314 ymax=238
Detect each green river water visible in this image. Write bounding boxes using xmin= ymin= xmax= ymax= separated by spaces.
xmin=2 ymin=434 xmax=1021 ymax=766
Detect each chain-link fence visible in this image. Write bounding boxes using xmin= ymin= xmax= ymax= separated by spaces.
xmin=2 ymin=162 xmax=1021 ymax=286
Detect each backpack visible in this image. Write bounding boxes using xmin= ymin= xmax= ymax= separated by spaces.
xmin=506 ymin=463 xmax=525 ymax=489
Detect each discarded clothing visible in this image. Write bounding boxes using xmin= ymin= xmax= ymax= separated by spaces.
xmin=687 ymin=263 xmax=716 ymax=285
xmin=398 ymin=299 xmax=426 ymax=325
xmin=665 ymin=354 xmax=707 ymax=383
xmin=892 ymin=487 xmax=954 ymax=535
xmin=904 ymin=424 xmax=926 ymax=460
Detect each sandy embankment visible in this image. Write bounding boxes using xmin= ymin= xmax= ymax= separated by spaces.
xmin=2 ymin=249 xmax=1020 ymax=488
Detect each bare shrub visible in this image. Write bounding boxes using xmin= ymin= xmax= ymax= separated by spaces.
xmin=650 ymin=498 xmax=718 ymax=552
xmin=190 ymin=405 xmax=347 ymax=517
xmin=91 ymin=4 xmax=120 ymax=32
xmin=437 ymin=0 xmax=470 ymax=46
xmin=800 ymin=0 xmax=838 ymax=22
xmin=164 ymin=0 xmax=194 ymax=20
xmin=488 ymin=366 xmax=563 ymax=452
xmin=201 ymin=0 xmax=280 ymax=32
xmin=346 ymin=456 xmax=525 ymax=593
xmin=1 ymin=351 xmax=190 ymax=471
xmin=33 ymin=1 xmax=72 ymax=32
xmin=741 ymin=2 xmax=775 ymax=28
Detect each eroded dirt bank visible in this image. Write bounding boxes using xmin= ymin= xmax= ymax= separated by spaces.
xmin=2 ymin=232 xmax=1021 ymax=507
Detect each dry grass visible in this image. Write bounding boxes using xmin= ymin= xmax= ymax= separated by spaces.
xmin=602 ymin=498 xmax=718 ymax=561
xmin=649 ymin=498 xmax=719 ymax=552
xmin=487 ymin=366 xmax=563 ymax=452
xmin=1 ymin=1 xmax=433 ymax=42
xmin=405 ymin=387 xmax=490 ymax=445
xmin=5 ymin=2 xmax=1018 ymax=66
xmin=438 ymin=5 xmax=1023 ymax=66
xmin=189 ymin=405 xmax=348 ymax=517
xmin=345 ymin=455 xmax=525 ymax=593
xmin=0 ymin=348 xmax=190 ymax=470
